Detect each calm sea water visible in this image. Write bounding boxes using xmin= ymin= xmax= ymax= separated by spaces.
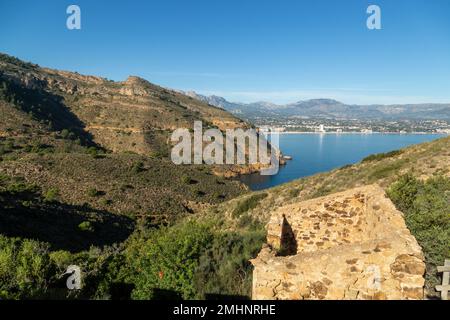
xmin=240 ymin=133 xmax=446 ymax=190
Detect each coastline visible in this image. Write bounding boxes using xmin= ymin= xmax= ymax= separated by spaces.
xmin=273 ymin=131 xmax=449 ymax=135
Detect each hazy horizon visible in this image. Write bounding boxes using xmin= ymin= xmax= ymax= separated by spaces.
xmin=3 ymin=49 xmax=450 ymax=107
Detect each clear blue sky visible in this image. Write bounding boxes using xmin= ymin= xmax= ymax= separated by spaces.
xmin=1 ymin=0 xmax=449 ymax=104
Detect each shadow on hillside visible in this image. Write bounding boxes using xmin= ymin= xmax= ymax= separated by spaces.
xmin=142 ymin=126 xmax=170 ymax=158
xmin=0 ymin=190 xmax=134 ymax=252
xmin=0 ymin=75 xmax=99 ymax=147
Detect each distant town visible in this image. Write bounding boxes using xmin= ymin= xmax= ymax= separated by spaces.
xmin=183 ymin=92 xmax=450 ymax=134
xmin=254 ymin=117 xmax=450 ymax=134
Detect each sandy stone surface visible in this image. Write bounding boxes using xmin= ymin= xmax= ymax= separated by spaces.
xmin=251 ymin=184 xmax=426 ymax=300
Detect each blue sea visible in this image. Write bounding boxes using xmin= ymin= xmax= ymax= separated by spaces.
xmin=240 ymin=133 xmax=446 ymax=190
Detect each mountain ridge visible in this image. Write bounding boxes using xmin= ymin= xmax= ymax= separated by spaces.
xmin=0 ymin=52 xmax=250 ymax=224
xmin=184 ymin=91 xmax=450 ymax=121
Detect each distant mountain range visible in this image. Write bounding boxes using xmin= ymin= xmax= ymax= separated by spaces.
xmin=183 ymin=91 xmax=450 ymax=121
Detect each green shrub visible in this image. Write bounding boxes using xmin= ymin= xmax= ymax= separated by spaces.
xmin=4 ymin=182 xmax=38 ymax=195
xmin=86 ymin=147 xmax=104 ymax=159
xmin=100 ymin=198 xmax=113 ymax=206
xmin=124 ymin=219 xmax=265 ymax=300
xmin=232 ymin=193 xmax=267 ymax=218
xmin=60 ymin=129 xmax=75 ymax=140
xmin=43 ymin=187 xmax=59 ymax=202
xmin=131 ymin=161 xmax=145 ymax=174
xmin=0 ymin=141 xmax=14 ymax=155
xmin=213 ymin=192 xmax=225 ymax=200
xmin=60 ymin=129 xmax=70 ymax=139
xmin=368 ymin=160 xmax=405 ymax=181
xmin=148 ymin=150 xmax=167 ymax=159
xmin=287 ymin=187 xmax=301 ymax=199
xmin=194 ymin=230 xmax=265 ymax=299
xmin=362 ymin=150 xmax=403 ymax=163
xmin=0 ymin=173 xmax=8 ymax=184
xmin=26 ymin=143 xmax=54 ymax=154
xmin=49 ymin=247 xmax=131 ymax=300
xmin=78 ymin=221 xmax=94 ymax=232
xmin=0 ymin=236 xmax=53 ymax=299
xmin=127 ymin=221 xmax=213 ymax=300
xmin=387 ymin=174 xmax=450 ymax=298
xmin=0 ymin=217 xmax=265 ymax=300
xmin=386 ymin=174 xmax=420 ymax=212
xmin=4 ymin=141 xmax=14 ymax=151
xmin=87 ymin=188 xmax=100 ymax=197
xmin=238 ymin=213 xmax=253 ymax=228
xmin=181 ymin=175 xmax=192 ymax=184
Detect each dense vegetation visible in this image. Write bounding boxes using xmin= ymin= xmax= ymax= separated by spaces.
xmin=362 ymin=149 xmax=403 ymax=163
xmin=0 ymin=236 xmax=52 ymax=299
xmin=0 ymin=152 xmax=262 ymax=300
xmin=387 ymin=174 xmax=450 ymax=299
xmin=0 ymin=78 xmax=95 ymax=146
xmin=0 ymin=218 xmax=264 ymax=299
xmin=4 ymin=172 xmax=447 ymax=300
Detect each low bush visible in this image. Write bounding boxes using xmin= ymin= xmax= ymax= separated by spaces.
xmin=131 ymin=161 xmax=145 ymax=174
xmin=3 ymin=182 xmax=38 ymax=195
xmin=43 ymin=187 xmax=59 ymax=202
xmin=0 ymin=236 xmax=53 ymax=299
xmin=78 ymin=221 xmax=94 ymax=232
xmin=0 ymin=215 xmax=266 ymax=300
xmin=60 ymin=129 xmax=76 ymax=140
xmin=387 ymin=174 xmax=450 ymax=298
xmin=232 ymin=193 xmax=268 ymax=218
xmin=368 ymin=160 xmax=405 ymax=181
xmin=87 ymin=188 xmax=101 ymax=197
xmin=362 ymin=150 xmax=403 ymax=163
xmin=127 ymin=221 xmax=213 ymax=300
xmin=194 ymin=230 xmax=265 ymax=299
xmin=86 ymin=147 xmax=104 ymax=159
xmin=181 ymin=175 xmax=192 ymax=184
xmin=287 ymin=187 xmax=301 ymax=199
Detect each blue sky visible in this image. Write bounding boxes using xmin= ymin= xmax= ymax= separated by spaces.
xmin=0 ymin=0 xmax=449 ymax=104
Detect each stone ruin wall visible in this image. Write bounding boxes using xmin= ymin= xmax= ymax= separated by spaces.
xmin=251 ymin=185 xmax=426 ymax=300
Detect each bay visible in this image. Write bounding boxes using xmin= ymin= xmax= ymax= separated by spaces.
xmin=240 ymin=133 xmax=446 ymax=190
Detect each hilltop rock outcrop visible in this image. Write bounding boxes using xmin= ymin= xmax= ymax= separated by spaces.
xmin=251 ymin=184 xmax=426 ymax=300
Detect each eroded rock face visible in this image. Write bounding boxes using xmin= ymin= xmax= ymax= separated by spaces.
xmin=251 ymin=185 xmax=426 ymax=300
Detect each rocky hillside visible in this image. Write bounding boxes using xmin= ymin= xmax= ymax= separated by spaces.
xmin=0 ymin=53 xmax=251 ymax=239
xmin=0 ymin=53 xmax=247 ymax=155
